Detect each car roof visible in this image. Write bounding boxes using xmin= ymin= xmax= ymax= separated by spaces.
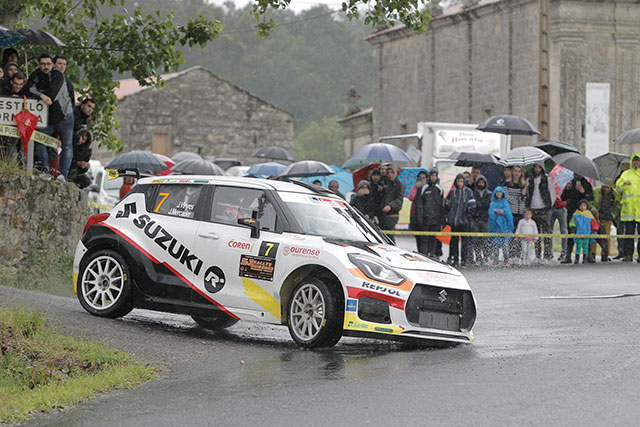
xmin=138 ymin=175 xmax=331 ymax=196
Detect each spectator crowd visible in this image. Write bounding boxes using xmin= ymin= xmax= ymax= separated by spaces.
xmin=0 ymin=47 xmax=96 ymax=189
xmin=341 ymin=157 xmax=640 ymax=267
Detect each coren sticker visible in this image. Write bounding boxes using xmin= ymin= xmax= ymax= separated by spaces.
xmin=239 ymin=255 xmax=275 ymax=281
xmin=258 ymin=241 xmax=279 ymax=258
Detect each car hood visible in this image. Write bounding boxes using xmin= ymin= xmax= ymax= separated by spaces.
xmin=365 ymin=244 xmax=461 ymax=275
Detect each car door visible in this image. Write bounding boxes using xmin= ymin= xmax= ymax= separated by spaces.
xmin=129 ymin=183 xmax=205 ymax=301
xmin=193 ymin=185 xmax=285 ymax=319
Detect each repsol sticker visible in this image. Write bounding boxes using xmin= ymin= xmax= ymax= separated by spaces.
xmin=362 ymin=281 xmax=401 ymax=297
xmin=282 ymin=245 xmax=320 ymax=258
xmin=239 ymin=255 xmax=275 ymax=281
xmin=132 ymin=214 xmax=204 ymax=275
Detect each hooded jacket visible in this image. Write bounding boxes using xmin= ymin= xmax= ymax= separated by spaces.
xmin=416 ymin=179 xmax=445 ymax=227
xmin=446 ymin=174 xmax=476 ymax=227
xmin=472 ymin=175 xmax=491 ymax=223
xmin=615 ymin=153 xmax=640 ymax=222
xmin=350 ymin=180 xmax=373 ymax=218
xmin=380 ymin=176 xmax=405 ymax=216
xmin=488 ymin=186 xmax=514 ymax=245
xmin=592 ymin=186 xmax=621 ymax=221
xmin=68 ymin=126 xmax=92 ymax=176
xmin=570 ymin=205 xmax=598 ymax=242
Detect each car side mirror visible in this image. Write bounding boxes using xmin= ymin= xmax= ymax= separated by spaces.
xmin=237 ymin=217 xmax=260 ymax=239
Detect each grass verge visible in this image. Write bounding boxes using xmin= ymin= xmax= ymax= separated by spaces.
xmin=0 ymin=307 xmax=157 ymax=424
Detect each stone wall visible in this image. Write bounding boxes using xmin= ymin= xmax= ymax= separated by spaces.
xmin=93 ymin=66 xmax=294 ymax=165
xmin=0 ymin=172 xmax=89 ymax=270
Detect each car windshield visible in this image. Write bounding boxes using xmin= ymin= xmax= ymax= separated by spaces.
xmin=278 ymin=191 xmax=385 ymax=243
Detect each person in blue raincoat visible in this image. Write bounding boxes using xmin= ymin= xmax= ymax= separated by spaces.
xmin=569 ymin=199 xmax=599 ymax=264
xmin=488 ymin=186 xmax=514 ymax=266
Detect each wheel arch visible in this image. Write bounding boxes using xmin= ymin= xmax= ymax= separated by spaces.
xmin=279 ymin=264 xmax=345 ymax=324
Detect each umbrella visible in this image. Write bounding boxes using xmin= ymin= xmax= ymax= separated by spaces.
xmin=342 ymin=157 xmax=374 ymax=171
xmin=552 ymin=152 xmax=602 ymax=181
xmin=278 ymin=160 xmax=335 ymax=178
xmin=613 ymin=128 xmax=640 ymax=145
xmin=247 ymin=162 xmax=286 ymax=177
xmin=549 ymin=164 xmax=574 ymax=195
xmin=447 ymin=151 xmax=499 ymax=166
xmin=0 ymin=26 xmax=25 ymax=48
xmin=397 ymin=167 xmax=428 ymax=197
xmin=438 ymin=166 xmax=470 ymax=196
xmin=499 ymin=146 xmax=550 ymax=166
xmin=171 ymin=159 xmax=225 ymax=175
xmin=477 ymin=114 xmax=541 ymax=135
xmin=251 ymin=146 xmax=295 ymax=162
xmin=593 ymin=152 xmax=629 ymax=182
xmin=349 ymin=142 xmax=413 ymax=163
xmin=171 ymin=151 xmax=201 ymax=163
xmin=105 ymin=150 xmax=167 ymax=174
xmin=352 ymin=162 xmax=380 ymax=188
xmin=16 ymin=28 xmax=65 ymax=46
xmin=534 ymin=140 xmax=580 ymax=157
xmin=152 ymin=153 xmax=175 ymax=168
xmin=299 ymin=166 xmax=354 ymax=195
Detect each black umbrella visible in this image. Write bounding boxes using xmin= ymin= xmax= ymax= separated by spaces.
xmin=552 ymin=152 xmax=602 ymax=181
xmin=0 ymin=26 xmax=25 ymax=48
xmin=16 ymin=29 xmax=66 ymax=46
xmin=251 ymin=146 xmax=295 ymax=162
xmin=613 ymin=128 xmax=640 ymax=146
xmin=278 ymin=160 xmax=335 ymax=178
xmin=171 ymin=152 xmax=202 ymax=163
xmin=534 ymin=140 xmax=580 ymax=157
xmin=448 ymin=151 xmax=499 ymax=167
xmin=171 ymin=159 xmax=225 ymax=175
xmin=593 ymin=152 xmax=629 ymax=182
xmin=477 ymin=114 xmax=541 ymax=136
xmin=105 ymin=150 xmax=167 ymax=174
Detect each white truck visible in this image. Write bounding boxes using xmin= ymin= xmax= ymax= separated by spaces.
xmin=379 ymin=121 xmax=510 ymax=170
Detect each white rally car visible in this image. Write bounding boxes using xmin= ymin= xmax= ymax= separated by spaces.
xmin=73 ymin=176 xmax=476 ymax=348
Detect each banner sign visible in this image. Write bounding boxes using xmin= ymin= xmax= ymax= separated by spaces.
xmin=0 ymin=96 xmax=48 ymax=128
xmin=0 ymin=124 xmax=58 ymax=149
xmin=585 ymin=83 xmax=610 ymax=159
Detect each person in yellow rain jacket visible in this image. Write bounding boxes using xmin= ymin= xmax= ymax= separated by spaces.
xmin=615 ymin=153 xmax=640 ymax=262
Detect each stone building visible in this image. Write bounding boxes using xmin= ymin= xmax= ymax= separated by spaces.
xmin=340 ymin=0 xmax=640 ymax=157
xmin=94 ymin=66 xmax=294 ymax=164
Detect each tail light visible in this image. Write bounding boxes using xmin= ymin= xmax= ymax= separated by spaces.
xmin=83 ymin=213 xmax=110 ymax=235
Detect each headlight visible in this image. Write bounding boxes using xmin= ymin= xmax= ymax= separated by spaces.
xmin=348 ymin=254 xmax=405 ymax=285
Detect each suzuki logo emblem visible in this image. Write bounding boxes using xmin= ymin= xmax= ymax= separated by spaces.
xmin=438 ymin=289 xmax=448 ymax=303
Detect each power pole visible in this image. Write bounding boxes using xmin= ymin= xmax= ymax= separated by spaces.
xmin=538 ymin=0 xmax=550 ymax=140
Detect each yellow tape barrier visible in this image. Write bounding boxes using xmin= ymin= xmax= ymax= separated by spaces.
xmin=87 ymin=200 xmax=113 ymax=211
xmin=0 ymin=124 xmax=59 ymax=149
xmin=385 ymin=230 xmax=639 ymax=239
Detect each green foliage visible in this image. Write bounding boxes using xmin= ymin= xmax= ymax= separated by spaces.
xmin=11 ymin=0 xmax=221 ymax=152
xmin=294 ymin=116 xmax=345 ymax=165
xmin=0 ymin=307 xmax=157 ymax=423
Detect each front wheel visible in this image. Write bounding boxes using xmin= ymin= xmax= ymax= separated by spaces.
xmin=287 ymin=278 xmax=343 ymax=348
xmin=77 ymin=249 xmax=133 ymax=318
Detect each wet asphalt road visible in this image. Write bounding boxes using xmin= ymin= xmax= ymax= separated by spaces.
xmin=4 ymin=260 xmax=640 ymax=426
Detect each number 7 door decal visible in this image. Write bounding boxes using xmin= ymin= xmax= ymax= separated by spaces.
xmin=155 ymin=192 xmax=170 ymax=212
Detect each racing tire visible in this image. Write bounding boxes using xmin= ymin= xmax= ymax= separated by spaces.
xmin=77 ymin=249 xmax=133 ymax=319
xmin=287 ymin=278 xmax=343 ymax=348
xmin=191 ymin=312 xmax=239 ymax=331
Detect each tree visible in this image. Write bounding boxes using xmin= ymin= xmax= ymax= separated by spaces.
xmin=294 ymin=117 xmax=345 ymax=165
xmin=1 ymin=0 xmax=430 ymax=151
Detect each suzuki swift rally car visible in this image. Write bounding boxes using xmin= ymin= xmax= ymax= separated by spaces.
xmin=73 ymin=176 xmax=476 ymax=348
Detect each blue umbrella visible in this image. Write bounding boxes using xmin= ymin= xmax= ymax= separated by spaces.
xmin=0 ymin=26 xmax=25 ymax=48
xmin=349 ymin=142 xmax=413 ymax=163
xmin=300 ymin=165 xmax=354 ymax=195
xmin=247 ymin=162 xmax=286 ymax=177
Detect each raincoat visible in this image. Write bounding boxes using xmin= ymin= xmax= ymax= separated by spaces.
xmin=570 ymin=208 xmax=599 ymax=243
xmin=615 ymin=153 xmax=640 ymax=222
xmin=488 ymin=186 xmax=514 ymax=245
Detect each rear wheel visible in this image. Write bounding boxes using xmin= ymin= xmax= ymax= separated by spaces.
xmin=191 ymin=312 xmax=238 ymax=331
xmin=287 ymin=278 xmax=343 ymax=348
xmin=77 ymin=249 xmax=133 ymax=318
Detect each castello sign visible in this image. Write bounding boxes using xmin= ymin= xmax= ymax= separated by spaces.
xmin=0 ymin=97 xmax=49 ymax=128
